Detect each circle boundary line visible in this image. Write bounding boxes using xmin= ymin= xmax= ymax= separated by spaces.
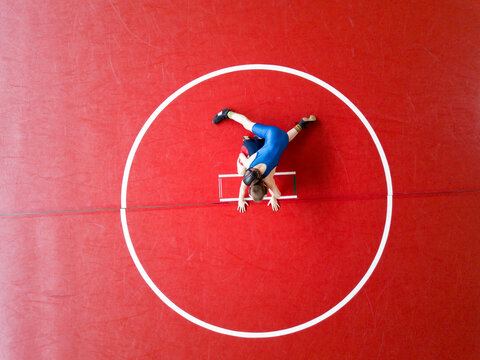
xmin=120 ymin=64 xmax=393 ymax=338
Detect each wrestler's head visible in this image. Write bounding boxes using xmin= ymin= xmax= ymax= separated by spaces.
xmin=249 ymin=180 xmax=267 ymax=202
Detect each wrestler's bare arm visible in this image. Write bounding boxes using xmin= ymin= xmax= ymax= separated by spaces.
xmin=263 ymin=168 xmax=281 ymax=211
xmin=263 ymin=168 xmax=281 ymax=198
xmin=237 ymin=181 xmax=248 ymax=213
xmin=237 ymin=154 xmax=247 ymax=175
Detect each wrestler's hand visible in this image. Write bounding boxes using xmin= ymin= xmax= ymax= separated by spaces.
xmin=237 ymin=199 xmax=249 ymax=213
xmin=268 ymin=197 xmax=280 ymax=211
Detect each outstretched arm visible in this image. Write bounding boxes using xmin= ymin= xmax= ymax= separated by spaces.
xmin=263 ymin=170 xmax=281 ymax=211
xmin=237 ymin=181 xmax=249 ymax=213
xmin=263 ymin=169 xmax=281 ymax=197
xmin=267 ymin=190 xmax=280 ymax=211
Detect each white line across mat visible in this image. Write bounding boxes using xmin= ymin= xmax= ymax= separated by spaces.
xmin=220 ymin=195 xmax=298 ymax=202
xmin=218 ymin=171 xmax=296 ymax=178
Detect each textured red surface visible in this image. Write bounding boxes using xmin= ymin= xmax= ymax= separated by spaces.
xmin=1 ymin=0 xmax=479 ymax=359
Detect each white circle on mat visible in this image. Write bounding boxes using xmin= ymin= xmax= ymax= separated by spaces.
xmin=120 ymin=64 xmax=393 ymax=338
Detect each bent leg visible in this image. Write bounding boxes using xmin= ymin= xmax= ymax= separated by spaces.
xmin=228 ymin=111 xmax=255 ymax=132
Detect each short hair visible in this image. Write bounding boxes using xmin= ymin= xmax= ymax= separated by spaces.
xmin=249 ymin=182 xmax=267 ymax=202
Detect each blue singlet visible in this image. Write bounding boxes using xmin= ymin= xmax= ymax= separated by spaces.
xmin=249 ymin=123 xmax=289 ymax=178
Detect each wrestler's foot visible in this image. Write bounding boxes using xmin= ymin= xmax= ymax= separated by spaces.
xmin=301 ymin=115 xmax=317 ymax=122
xmin=243 ymin=136 xmax=252 ymax=141
xmin=213 ymin=108 xmax=230 ymax=124
xmin=298 ymin=115 xmax=317 ymax=129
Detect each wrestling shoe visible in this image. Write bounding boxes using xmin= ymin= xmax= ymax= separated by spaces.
xmin=213 ymin=108 xmax=230 ymax=124
xmin=298 ymin=115 xmax=317 ymax=128
xmin=302 ymin=115 xmax=317 ymax=123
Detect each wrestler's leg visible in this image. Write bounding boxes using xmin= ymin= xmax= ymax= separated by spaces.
xmin=287 ymin=115 xmax=316 ymax=142
xmin=287 ymin=127 xmax=300 ymax=142
xmin=227 ymin=111 xmax=255 ymax=132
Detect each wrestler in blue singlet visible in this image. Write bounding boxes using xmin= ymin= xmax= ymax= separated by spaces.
xmin=249 ymin=123 xmax=289 ymax=178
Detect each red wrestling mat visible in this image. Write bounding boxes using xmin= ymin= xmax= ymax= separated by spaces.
xmin=1 ymin=0 xmax=479 ymax=358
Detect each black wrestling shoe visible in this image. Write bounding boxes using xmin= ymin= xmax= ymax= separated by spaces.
xmin=213 ymin=108 xmax=230 ymax=124
xmin=297 ymin=115 xmax=317 ymax=128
